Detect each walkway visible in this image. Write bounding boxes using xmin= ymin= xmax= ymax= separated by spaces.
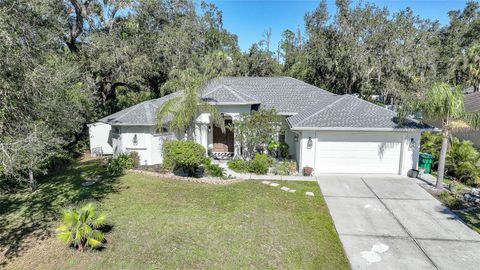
xmin=214 ymin=160 xmax=317 ymax=181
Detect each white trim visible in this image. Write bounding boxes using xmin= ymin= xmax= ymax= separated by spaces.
xmin=291 ymin=127 xmax=439 ymax=132
xmin=207 ymin=101 xmax=259 ymax=105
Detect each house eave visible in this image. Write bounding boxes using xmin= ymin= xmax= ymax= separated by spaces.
xmin=208 ymin=101 xmax=260 ymax=105
xmin=290 ymin=127 xmax=439 ymax=132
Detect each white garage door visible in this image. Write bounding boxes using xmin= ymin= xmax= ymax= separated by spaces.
xmin=314 ymin=132 xmax=403 ymax=174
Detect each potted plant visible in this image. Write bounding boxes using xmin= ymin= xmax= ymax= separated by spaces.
xmin=303 ymin=166 xmax=313 ymax=176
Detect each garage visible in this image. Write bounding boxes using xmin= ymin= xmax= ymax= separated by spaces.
xmin=313 ymin=132 xmax=403 ymax=174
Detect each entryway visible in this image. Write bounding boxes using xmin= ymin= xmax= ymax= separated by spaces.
xmin=212 ymin=119 xmax=234 ymax=157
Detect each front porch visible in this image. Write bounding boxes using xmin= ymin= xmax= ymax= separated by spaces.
xmin=194 ymin=112 xmax=240 ymax=159
xmin=194 ymin=109 xmax=299 ymax=163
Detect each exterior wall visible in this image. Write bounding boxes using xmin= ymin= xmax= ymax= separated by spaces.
xmin=284 ymin=126 xmax=298 ymax=160
xmin=217 ymin=105 xmax=251 ymax=114
xmin=112 ymin=126 xmax=177 ymax=165
xmin=297 ymin=130 xmax=421 ymax=176
xmin=88 ymin=122 xmax=113 ymax=155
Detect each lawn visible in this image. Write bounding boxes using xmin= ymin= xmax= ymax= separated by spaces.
xmin=1 ymin=159 xmax=349 ymax=269
xmin=458 ymin=209 xmax=480 ymax=234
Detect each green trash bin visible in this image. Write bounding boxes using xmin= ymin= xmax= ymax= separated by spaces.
xmin=418 ymin=153 xmax=434 ymax=174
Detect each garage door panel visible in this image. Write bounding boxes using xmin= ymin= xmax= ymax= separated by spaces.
xmin=314 ymin=132 xmax=402 ymax=174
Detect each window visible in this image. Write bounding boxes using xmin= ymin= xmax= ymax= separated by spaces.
xmin=279 ymin=133 xmax=286 ymax=144
xmin=132 ymin=134 xmax=138 ymax=146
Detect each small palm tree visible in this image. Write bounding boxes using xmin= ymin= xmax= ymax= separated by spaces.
xmin=401 ymin=82 xmax=480 ymax=189
xmin=157 ymin=68 xmax=224 ymax=138
xmin=57 ymin=203 xmax=107 ymax=251
xmin=465 ymin=42 xmax=480 ymax=92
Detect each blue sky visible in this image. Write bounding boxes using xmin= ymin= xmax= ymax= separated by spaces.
xmin=200 ymin=0 xmax=471 ymax=52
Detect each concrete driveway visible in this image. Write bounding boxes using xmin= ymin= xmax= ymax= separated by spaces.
xmin=318 ymin=175 xmax=480 ymax=270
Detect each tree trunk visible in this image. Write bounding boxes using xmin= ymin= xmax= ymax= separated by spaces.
xmin=29 ymin=167 xmax=36 ymax=191
xmin=436 ymin=128 xmax=449 ymax=190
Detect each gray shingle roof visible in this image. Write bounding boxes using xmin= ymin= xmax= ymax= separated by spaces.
xmin=287 ymin=95 xmax=429 ymax=130
xmin=98 ymin=92 xmax=181 ymax=125
xmin=97 ymin=77 xmax=430 ymax=130
xmin=201 ymin=84 xmax=259 ymax=104
xmin=202 ymin=77 xmax=337 ymax=114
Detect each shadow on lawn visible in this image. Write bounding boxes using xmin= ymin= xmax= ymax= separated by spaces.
xmin=0 ymin=159 xmax=124 ymax=266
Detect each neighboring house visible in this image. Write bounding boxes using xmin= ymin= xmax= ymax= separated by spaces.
xmin=464 ymin=91 xmax=480 ymax=113
xmin=92 ymin=77 xmax=433 ymax=176
xmin=457 ymin=91 xmax=480 ymax=147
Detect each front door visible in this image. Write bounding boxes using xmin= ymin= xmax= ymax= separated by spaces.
xmin=212 ymin=119 xmax=234 ymax=152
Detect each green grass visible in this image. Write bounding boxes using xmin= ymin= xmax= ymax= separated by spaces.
xmin=1 ymin=159 xmax=348 ymax=269
xmin=458 ymin=209 xmax=480 ymax=234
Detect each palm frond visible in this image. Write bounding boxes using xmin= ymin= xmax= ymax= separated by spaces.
xmin=91 ymin=212 xmax=107 ymax=228
xmin=463 ymin=111 xmax=480 ymax=129
xmin=157 ymin=96 xmax=181 ymax=129
xmin=57 ymin=231 xmax=73 ymax=243
xmin=87 ymin=237 xmax=102 ymax=248
xmin=199 ymin=101 xmax=225 ymax=132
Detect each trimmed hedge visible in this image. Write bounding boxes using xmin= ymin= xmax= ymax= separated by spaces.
xmin=163 ymin=140 xmax=208 ymax=177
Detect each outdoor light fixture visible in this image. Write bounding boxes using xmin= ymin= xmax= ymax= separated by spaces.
xmin=409 ymin=138 xmax=416 ymax=149
xmin=307 ymin=137 xmax=313 ymax=149
xmin=133 ymin=134 xmax=138 ymax=146
xmin=294 ymin=135 xmax=298 ymax=142
xmin=208 ymin=125 xmax=211 ymax=133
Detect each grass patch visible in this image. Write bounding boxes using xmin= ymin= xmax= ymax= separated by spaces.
xmin=458 ymin=209 xmax=480 ymax=234
xmin=1 ymin=159 xmax=348 ymax=269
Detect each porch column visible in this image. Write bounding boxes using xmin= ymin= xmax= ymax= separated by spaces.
xmin=195 ymin=113 xmax=211 ymax=154
xmin=225 ymin=113 xmax=241 ymax=157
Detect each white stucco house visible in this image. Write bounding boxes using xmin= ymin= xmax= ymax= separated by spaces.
xmin=89 ymin=77 xmax=433 ymax=176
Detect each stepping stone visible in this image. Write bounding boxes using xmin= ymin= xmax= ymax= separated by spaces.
xmin=262 ymin=181 xmax=271 ymax=185
xmin=270 ymin=183 xmax=280 ymax=187
xmin=281 ymin=186 xmax=290 ymax=191
xmin=81 ymin=181 xmax=96 ymax=186
xmin=288 ymin=189 xmax=296 ymax=193
xmin=305 ymin=191 xmax=314 ymax=197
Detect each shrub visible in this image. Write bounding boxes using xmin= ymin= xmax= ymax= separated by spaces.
xmin=438 ymin=191 xmax=463 ymax=210
xmin=272 ymin=161 xmax=289 ymax=175
xmin=420 ymin=131 xmax=442 ymax=168
xmin=227 ymin=158 xmax=249 ymax=172
xmin=107 ymin=153 xmax=135 ymax=175
xmin=267 ymin=141 xmax=289 ymax=158
xmin=286 ymin=160 xmax=298 ymax=174
xmin=163 ymin=140 xmax=208 ymax=176
xmin=420 ymin=132 xmax=480 ymax=186
xmin=279 ymin=142 xmax=289 ymax=158
xmin=129 ymin=151 xmax=140 ymax=168
xmin=56 ymin=202 xmax=107 ymax=251
xmin=205 ymin=163 xmax=225 ymax=177
xmin=248 ymin=153 xmax=269 ymax=174
xmin=446 ymin=138 xmax=480 ymax=186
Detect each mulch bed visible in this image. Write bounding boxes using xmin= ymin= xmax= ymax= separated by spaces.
xmin=129 ymin=169 xmax=242 ymax=185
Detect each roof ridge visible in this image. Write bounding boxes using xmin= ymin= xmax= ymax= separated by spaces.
xmin=201 ymin=84 xmax=224 ymax=97
xmin=345 ymin=95 xmax=396 ymax=115
xmin=222 ymin=84 xmax=248 ymax=102
xmin=295 ymin=95 xmax=345 ymax=126
xmin=224 ymin=84 xmax=259 ymax=102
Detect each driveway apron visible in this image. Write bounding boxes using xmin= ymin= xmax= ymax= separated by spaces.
xmin=318 ymin=175 xmax=480 ymax=270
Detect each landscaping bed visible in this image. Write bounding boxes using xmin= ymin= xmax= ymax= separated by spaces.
xmin=1 ymin=159 xmax=349 ymax=269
